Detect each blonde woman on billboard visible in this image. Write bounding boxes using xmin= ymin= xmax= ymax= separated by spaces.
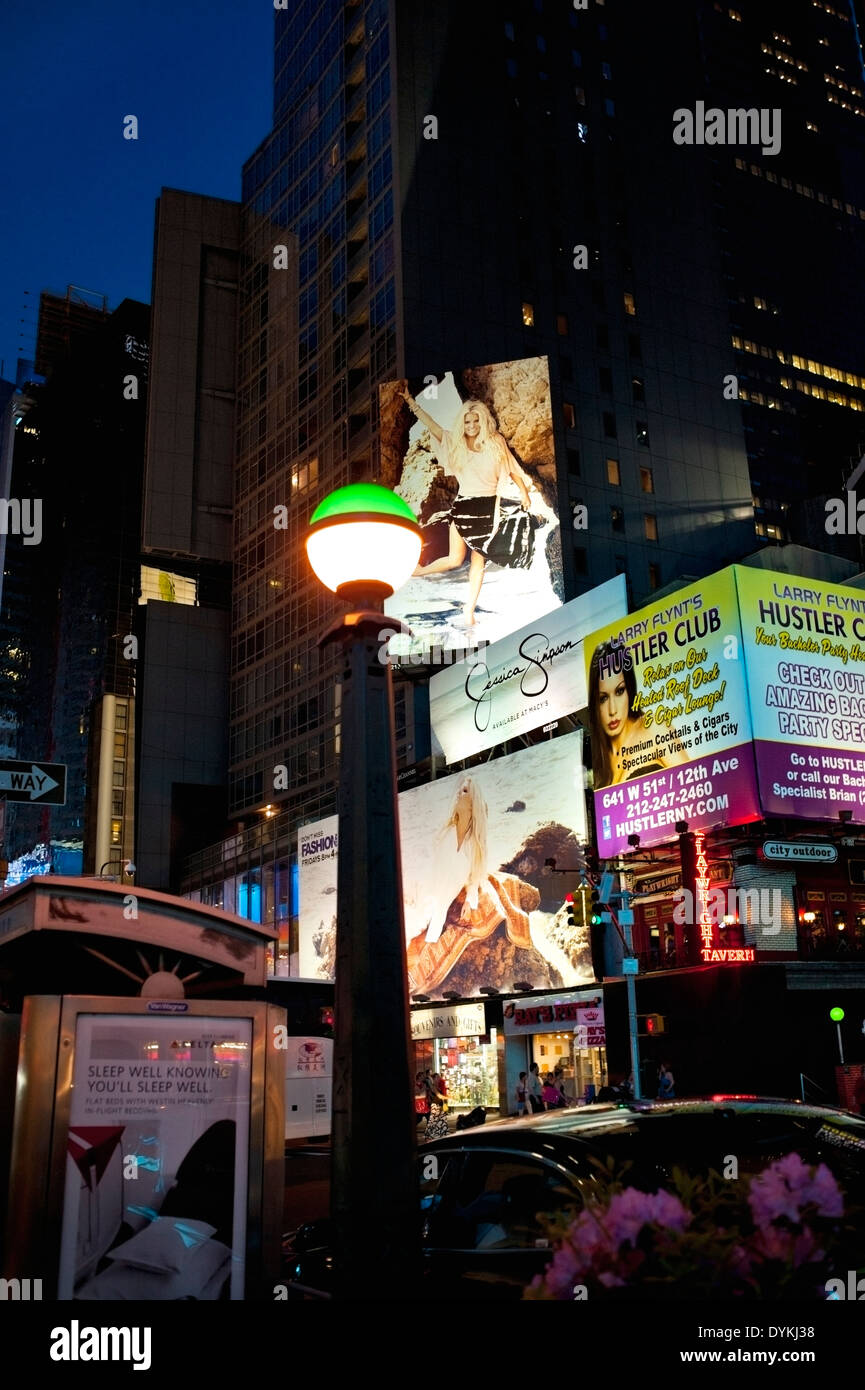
xmin=588 ymin=639 xmax=689 ymax=789
xmin=399 ymin=389 xmax=539 ymax=629
xmin=404 ymin=775 xmax=540 ymax=995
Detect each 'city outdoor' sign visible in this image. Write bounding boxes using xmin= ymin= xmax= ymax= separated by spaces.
xmin=762 ymin=840 xmax=838 ymax=864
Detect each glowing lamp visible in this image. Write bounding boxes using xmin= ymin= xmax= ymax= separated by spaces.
xmin=830 ymin=1007 xmax=845 ymax=1022
xmin=306 ymin=483 xmax=422 ymax=601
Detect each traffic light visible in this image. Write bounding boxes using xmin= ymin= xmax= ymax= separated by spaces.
xmin=590 ymin=886 xmax=602 ymax=926
xmin=565 ymin=894 xmax=576 ymax=928
xmin=637 ymin=1013 xmax=667 ymax=1036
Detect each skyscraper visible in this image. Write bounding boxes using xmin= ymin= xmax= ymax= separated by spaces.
xmin=179 ymin=0 xmax=865 ymax=936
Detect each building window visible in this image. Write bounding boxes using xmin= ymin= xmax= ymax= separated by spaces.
xmin=603 ymin=410 xmax=617 ymax=438
xmin=572 ymin=50 xmax=582 ymax=67
xmin=507 ymin=58 xmax=518 ymax=77
xmin=640 ymin=466 xmax=654 ymax=493
xmin=568 ymin=448 xmax=581 ymax=475
xmin=602 ymin=61 xmax=612 ymax=80
xmin=563 ymin=402 xmax=576 ymax=428
xmin=636 ymin=421 xmax=650 ymax=447
xmin=628 ymin=333 xmax=641 ymax=359
xmin=604 ymin=98 xmax=616 ymax=117
xmin=557 ymin=312 xmax=569 ymax=335
xmin=599 ymin=366 xmax=613 ymax=394
xmin=522 ymin=301 xmax=535 ymax=326
xmin=596 ymin=324 xmax=609 ymax=350
xmin=574 ymin=546 xmax=588 ymax=574
xmin=624 ymin=291 xmax=637 ymax=316
xmin=560 ymin=354 xmax=573 ymax=381
xmin=505 ymin=20 xmax=514 ymax=40
xmin=648 ymin=562 xmax=661 ymax=590
xmin=574 ymin=86 xmax=586 ymax=106
xmin=632 ymin=375 xmax=645 ymax=403
xmin=644 ymin=513 xmax=658 ymax=541
xmin=611 ymin=506 xmax=624 ymax=532
xmin=606 ymin=457 xmax=620 ymax=485
xmin=537 ymin=35 xmax=546 ymax=52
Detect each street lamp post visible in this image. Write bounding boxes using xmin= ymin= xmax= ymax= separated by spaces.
xmin=306 ymin=483 xmax=423 ymax=1300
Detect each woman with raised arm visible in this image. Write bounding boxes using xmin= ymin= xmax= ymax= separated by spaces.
xmin=399 ymin=387 xmax=535 ymax=629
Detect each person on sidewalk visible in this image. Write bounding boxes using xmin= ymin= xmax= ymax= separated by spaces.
xmin=514 ymin=1071 xmax=528 ymax=1117
xmin=526 ymin=1062 xmax=544 ymax=1114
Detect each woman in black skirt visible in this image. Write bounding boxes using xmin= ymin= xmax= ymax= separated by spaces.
xmin=400 ymin=389 xmax=534 ymax=629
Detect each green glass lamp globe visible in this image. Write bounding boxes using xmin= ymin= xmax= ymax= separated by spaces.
xmin=306 ymin=483 xmax=422 ymax=600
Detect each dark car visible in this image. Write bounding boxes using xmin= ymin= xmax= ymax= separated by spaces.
xmin=283 ymin=1098 xmax=865 ymax=1300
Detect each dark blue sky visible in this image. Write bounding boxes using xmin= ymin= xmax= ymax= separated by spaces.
xmin=1 ymin=0 xmax=273 ymax=379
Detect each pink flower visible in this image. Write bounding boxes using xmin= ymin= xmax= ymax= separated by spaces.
xmin=748 ymin=1153 xmax=844 ymax=1229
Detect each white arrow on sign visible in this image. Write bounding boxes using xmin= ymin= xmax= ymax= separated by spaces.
xmin=0 ymin=765 xmax=60 ymax=800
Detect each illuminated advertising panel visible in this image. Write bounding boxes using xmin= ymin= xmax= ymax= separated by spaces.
xmin=378 ymin=356 xmax=563 ymax=648
xmin=429 ymin=574 xmax=627 ymax=763
xmin=297 ymin=732 xmax=592 ymax=996
xmin=734 ymin=565 xmax=865 ymax=824
xmin=584 ymin=567 xmax=760 ymax=855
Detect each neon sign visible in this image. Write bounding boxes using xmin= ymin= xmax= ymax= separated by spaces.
xmin=695 ymin=830 xmax=754 ymax=964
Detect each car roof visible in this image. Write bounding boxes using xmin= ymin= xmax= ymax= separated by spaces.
xmin=426 ymin=1097 xmax=865 ymax=1151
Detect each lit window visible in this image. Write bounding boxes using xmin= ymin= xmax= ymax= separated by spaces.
xmin=624 ymin=291 xmax=636 ymax=316
xmin=644 ymin=514 xmax=658 ymax=541
xmin=577 ymin=122 xmax=588 ymax=142
xmin=575 ymin=86 xmax=586 ymax=106
xmin=640 ymin=466 xmax=654 ymax=493
xmin=636 ymin=421 xmax=650 ymax=447
xmin=563 ymin=402 xmax=576 ymax=428
xmin=522 ymin=301 xmax=535 ymax=326
xmin=557 ymin=313 xmax=569 ymax=335
xmin=611 ymin=506 xmax=624 ymax=532
xmin=648 ymin=562 xmax=661 ymax=590
xmin=602 ymin=62 xmax=612 ymax=80
xmin=606 ymin=457 xmax=621 ymax=485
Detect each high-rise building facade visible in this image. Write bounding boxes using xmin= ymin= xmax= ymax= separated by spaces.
xmin=179 ymin=0 xmax=865 ymax=942
xmin=1 ymin=289 xmax=149 ymax=878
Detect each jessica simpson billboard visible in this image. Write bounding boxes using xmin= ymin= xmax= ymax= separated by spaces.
xmin=377 ymin=356 xmax=563 ymax=646
xmin=585 ymin=568 xmax=761 ymax=855
xmin=298 ymin=733 xmax=594 ymax=996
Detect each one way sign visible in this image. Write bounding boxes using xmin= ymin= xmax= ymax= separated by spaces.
xmin=0 ymin=760 xmax=66 ymax=804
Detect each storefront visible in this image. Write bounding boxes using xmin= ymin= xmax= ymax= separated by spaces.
xmin=502 ymin=989 xmax=607 ymax=1110
xmin=410 ymin=1001 xmax=500 ymax=1111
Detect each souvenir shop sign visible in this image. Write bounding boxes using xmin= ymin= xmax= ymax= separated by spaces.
xmin=410 ymin=1002 xmax=485 ymax=1040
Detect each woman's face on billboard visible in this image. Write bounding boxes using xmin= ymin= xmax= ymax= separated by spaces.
xmin=463 ymin=410 xmax=480 ymax=438
xmin=597 ymin=669 xmax=630 ymax=738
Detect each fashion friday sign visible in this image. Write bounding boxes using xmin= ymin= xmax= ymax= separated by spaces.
xmin=298 ymin=733 xmax=591 ymax=996
xmin=429 ymin=574 xmax=627 ymax=763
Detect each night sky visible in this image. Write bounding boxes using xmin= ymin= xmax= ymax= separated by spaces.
xmin=1 ymin=0 xmax=273 ymax=380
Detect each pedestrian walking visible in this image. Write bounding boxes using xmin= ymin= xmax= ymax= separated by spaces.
xmin=526 ymin=1062 xmax=544 ymax=1114
xmin=657 ymin=1062 xmax=676 ymax=1100
xmin=425 ymin=1074 xmax=449 ymax=1139
xmin=514 ymin=1071 xmax=528 ymax=1116
xmin=415 ymin=1070 xmax=431 ymax=1129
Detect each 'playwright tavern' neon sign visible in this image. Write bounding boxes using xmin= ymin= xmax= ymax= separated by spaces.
xmin=695 ymin=830 xmax=755 ymax=963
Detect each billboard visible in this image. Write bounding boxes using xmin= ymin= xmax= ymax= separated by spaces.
xmin=378 ymin=356 xmax=563 ymax=647
xmin=57 ymin=1012 xmax=252 ymax=1300
xmin=734 ymin=565 xmax=865 ymax=824
xmin=429 ymin=574 xmax=627 ymax=764
xmin=585 ymin=567 xmax=761 ymax=855
xmin=298 ymin=732 xmax=593 ymax=996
